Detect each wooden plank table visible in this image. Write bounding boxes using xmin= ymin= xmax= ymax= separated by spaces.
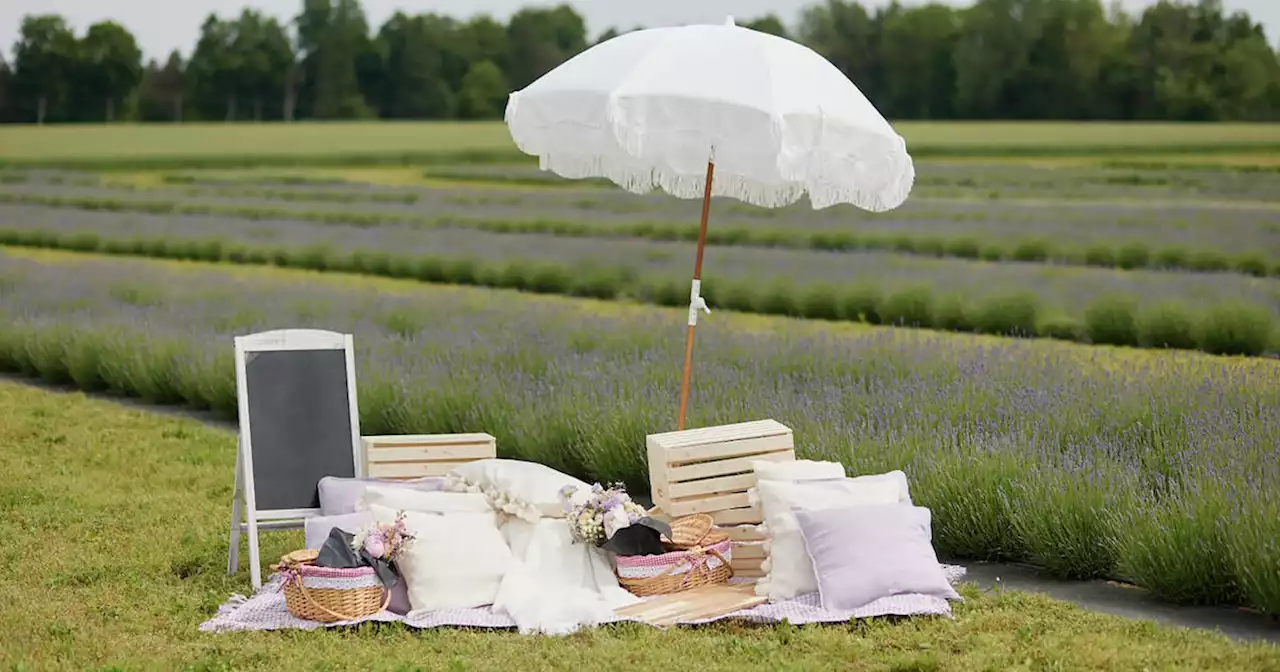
xmin=615 ymin=582 xmax=766 ymax=626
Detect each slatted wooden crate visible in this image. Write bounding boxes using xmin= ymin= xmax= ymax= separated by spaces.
xmin=361 ymin=433 xmax=496 ymax=480
xmin=647 ymin=419 xmax=794 ymax=527
xmin=728 ymin=541 xmax=767 ymax=578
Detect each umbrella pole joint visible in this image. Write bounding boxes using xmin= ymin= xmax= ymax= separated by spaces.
xmin=688 ymin=280 xmax=711 ymax=326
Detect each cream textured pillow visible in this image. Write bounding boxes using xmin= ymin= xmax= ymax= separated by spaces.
xmin=749 ymin=460 xmax=847 ymax=521
xmin=444 ymin=459 xmax=591 ymax=523
xmin=751 ymin=459 xmax=847 ymax=483
xmin=847 ymin=469 xmax=913 ymax=504
xmin=368 ymin=503 xmax=513 ymax=612
xmin=359 ymin=485 xmax=492 ymax=514
xmin=753 ymin=477 xmax=905 ymax=602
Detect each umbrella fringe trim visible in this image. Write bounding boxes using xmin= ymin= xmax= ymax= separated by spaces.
xmin=531 ymin=149 xmax=915 ymax=213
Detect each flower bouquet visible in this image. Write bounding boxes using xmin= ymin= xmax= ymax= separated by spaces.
xmin=560 ymin=482 xmax=672 ymax=556
xmin=350 ymin=511 xmax=417 ymax=576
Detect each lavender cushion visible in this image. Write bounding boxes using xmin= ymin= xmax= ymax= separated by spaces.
xmin=317 ymin=476 xmax=445 ymax=516
xmin=794 ymin=503 xmax=960 ymax=611
xmin=302 ymin=511 xmax=412 ymax=615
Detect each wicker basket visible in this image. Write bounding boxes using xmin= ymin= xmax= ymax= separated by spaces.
xmin=273 ymin=549 xmax=390 ymax=623
xmin=662 ymin=513 xmax=714 ymax=549
xmin=615 ymin=532 xmax=734 ymax=597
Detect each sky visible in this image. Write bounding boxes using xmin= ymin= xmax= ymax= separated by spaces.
xmin=1 ymin=0 xmax=1277 ymax=63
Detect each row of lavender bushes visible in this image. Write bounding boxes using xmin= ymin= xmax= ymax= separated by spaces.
xmin=2 ymin=228 xmax=1275 ymax=357
xmin=2 ymin=191 xmax=1277 ymax=278
xmin=0 ymin=252 xmax=1276 ymax=613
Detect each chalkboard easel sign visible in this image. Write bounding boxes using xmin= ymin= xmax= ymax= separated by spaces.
xmin=225 ymin=328 xmax=364 ymax=589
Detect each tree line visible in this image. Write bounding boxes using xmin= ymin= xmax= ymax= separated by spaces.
xmin=1 ymin=0 xmax=1277 ymax=124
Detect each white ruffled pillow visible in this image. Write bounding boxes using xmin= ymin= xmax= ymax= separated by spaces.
xmin=368 ymin=503 xmax=513 ymax=612
xmin=753 ymin=476 xmax=906 ymax=602
xmin=444 ymin=459 xmax=590 ymax=523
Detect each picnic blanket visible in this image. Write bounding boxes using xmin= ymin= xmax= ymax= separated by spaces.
xmin=199 ymin=564 xmax=966 ymax=633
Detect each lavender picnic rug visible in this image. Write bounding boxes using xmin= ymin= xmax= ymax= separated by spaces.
xmin=199 ymin=565 xmax=967 ymax=633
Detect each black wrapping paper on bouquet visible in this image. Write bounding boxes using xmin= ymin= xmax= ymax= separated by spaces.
xmin=313 ymin=528 xmax=402 ymax=588
xmin=601 ymin=517 xmax=674 ymax=556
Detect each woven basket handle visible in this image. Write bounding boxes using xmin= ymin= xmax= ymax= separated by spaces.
xmin=292 ymin=572 xmax=392 ymax=622
xmin=683 ymin=546 xmax=735 ymax=582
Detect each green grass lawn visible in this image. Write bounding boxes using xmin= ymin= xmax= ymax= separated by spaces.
xmin=2 ymin=121 xmax=1279 ymax=169
xmin=1 ymin=379 xmax=1279 ymax=671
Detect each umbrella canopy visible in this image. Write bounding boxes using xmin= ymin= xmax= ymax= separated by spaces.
xmin=505 ymin=17 xmax=915 ymax=213
xmin=504 ymin=18 xmax=914 ymax=430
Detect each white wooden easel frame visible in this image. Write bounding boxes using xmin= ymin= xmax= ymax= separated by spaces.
xmin=226 ymin=328 xmax=364 ymax=589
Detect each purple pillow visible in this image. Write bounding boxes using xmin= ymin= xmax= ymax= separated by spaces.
xmin=794 ymin=503 xmax=960 ymax=611
xmin=317 ymin=476 xmax=445 ymax=516
xmin=302 ymin=511 xmax=412 ymax=615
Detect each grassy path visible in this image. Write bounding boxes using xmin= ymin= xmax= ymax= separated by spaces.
xmin=1 ymin=378 xmax=1278 ymax=671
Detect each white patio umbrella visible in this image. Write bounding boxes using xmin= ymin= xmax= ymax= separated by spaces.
xmin=504 ymin=17 xmax=915 ymax=430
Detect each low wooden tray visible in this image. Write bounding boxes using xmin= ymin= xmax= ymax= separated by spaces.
xmin=614 ymin=582 xmax=765 ymax=627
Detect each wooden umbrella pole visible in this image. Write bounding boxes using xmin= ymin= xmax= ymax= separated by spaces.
xmin=677 ymin=160 xmax=716 ymax=431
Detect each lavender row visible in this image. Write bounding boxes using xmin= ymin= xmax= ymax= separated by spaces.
xmin=3 ymin=204 xmax=1277 ymax=323
xmin=415 ymin=160 xmax=1280 ymax=203
xmin=5 ymin=170 xmax=1279 ymax=257
xmin=0 ymin=250 xmax=1277 ymax=612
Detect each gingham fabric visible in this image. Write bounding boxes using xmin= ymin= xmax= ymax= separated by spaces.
xmin=199 ymin=564 xmax=966 ymax=633
xmin=283 ymin=565 xmax=384 ymax=591
xmin=614 ymin=538 xmax=732 ymax=579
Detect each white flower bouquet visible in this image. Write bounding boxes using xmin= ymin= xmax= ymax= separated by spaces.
xmin=560 ymin=482 xmax=650 ymax=547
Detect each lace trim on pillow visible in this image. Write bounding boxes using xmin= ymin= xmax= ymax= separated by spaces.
xmin=443 ymin=473 xmax=547 ymax=523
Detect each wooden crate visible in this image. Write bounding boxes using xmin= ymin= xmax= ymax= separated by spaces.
xmin=728 ymin=540 xmax=767 ymax=578
xmin=647 ymin=419 xmax=794 ymax=526
xmin=361 ymin=433 xmax=496 ymax=480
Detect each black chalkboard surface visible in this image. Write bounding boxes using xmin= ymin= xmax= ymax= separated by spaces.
xmin=243 ymin=348 xmax=357 ymax=512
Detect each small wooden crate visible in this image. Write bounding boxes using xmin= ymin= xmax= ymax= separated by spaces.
xmin=647 ymin=419 xmax=794 ymax=527
xmin=730 ymin=545 xmax=767 ymax=578
xmin=361 ymin=433 xmax=496 ymax=480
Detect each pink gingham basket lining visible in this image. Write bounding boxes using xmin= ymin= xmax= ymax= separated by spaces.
xmin=614 ymin=538 xmax=733 ymax=569
xmin=295 ymin=564 xmax=378 ymax=579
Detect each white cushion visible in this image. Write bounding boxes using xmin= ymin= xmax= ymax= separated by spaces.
xmin=754 ymin=477 xmax=905 ymax=602
xmin=748 ymin=460 xmax=848 ymax=514
xmin=359 ymin=485 xmax=492 ymax=514
xmin=317 ymin=476 xmax=444 ymax=516
xmin=368 ymin=503 xmax=513 ymax=612
xmin=848 ymin=469 xmax=913 ymax=504
xmin=303 ymin=511 xmax=375 ymax=550
xmin=752 ymin=459 xmax=846 ymax=483
xmin=443 ymin=459 xmax=590 ymax=523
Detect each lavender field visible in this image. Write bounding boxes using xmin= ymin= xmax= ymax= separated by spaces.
xmin=1 ymin=248 xmax=1277 ymax=613
xmin=3 ymin=167 xmax=1280 ymax=264
xmin=2 ymin=150 xmax=1279 ymax=613
xmin=2 ymin=202 xmax=1277 ymax=314
xmin=2 ymin=193 xmax=1278 ymax=356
